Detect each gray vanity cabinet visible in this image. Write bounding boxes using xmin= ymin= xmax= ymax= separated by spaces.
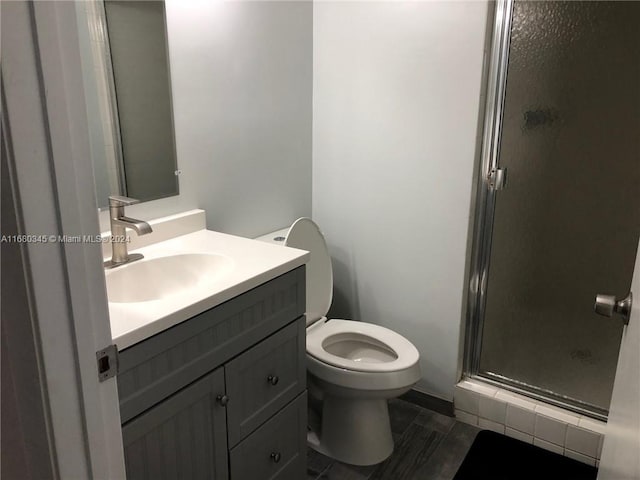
xmin=116 ymin=267 xmax=307 ymax=480
xmin=121 ymin=368 xmax=229 ymax=479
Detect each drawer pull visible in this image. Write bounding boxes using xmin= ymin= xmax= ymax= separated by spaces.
xmin=270 ymin=452 xmax=281 ymax=463
xmin=267 ymin=375 xmax=279 ymax=386
xmin=216 ymin=394 xmax=229 ymax=406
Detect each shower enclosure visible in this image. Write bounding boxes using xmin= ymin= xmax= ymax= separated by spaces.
xmin=465 ymin=0 xmax=640 ymax=419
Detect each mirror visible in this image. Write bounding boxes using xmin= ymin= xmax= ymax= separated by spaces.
xmin=76 ymin=0 xmax=179 ymax=209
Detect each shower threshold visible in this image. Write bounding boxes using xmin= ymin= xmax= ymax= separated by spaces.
xmin=454 ymin=377 xmax=607 ymax=468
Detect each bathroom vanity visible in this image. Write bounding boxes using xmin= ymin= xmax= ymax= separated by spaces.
xmin=105 ymin=211 xmax=309 ymax=479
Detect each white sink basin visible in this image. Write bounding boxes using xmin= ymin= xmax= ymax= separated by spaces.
xmin=106 ymin=253 xmax=234 ymax=303
xmin=105 ymin=224 xmax=309 ymax=350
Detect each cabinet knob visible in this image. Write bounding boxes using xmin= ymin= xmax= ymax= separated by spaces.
xmin=270 ymin=452 xmax=281 ymax=463
xmin=216 ymin=394 xmax=229 ymax=406
xmin=267 ymin=375 xmax=279 ymax=386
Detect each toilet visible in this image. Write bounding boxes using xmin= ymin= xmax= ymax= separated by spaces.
xmin=257 ymin=218 xmax=421 ymax=466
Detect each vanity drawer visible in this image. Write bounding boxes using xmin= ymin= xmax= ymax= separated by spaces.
xmin=229 ymin=392 xmax=307 ymax=480
xmin=225 ymin=318 xmax=306 ymax=446
xmin=117 ymin=267 xmax=305 ymax=423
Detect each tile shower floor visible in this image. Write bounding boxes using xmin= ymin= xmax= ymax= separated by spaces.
xmin=307 ymin=398 xmax=480 ymax=480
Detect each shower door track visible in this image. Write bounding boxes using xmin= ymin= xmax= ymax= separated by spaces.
xmin=467 ymin=373 xmax=608 ymax=421
xmin=463 ymin=0 xmax=607 ymax=421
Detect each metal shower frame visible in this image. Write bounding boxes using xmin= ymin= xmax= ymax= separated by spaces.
xmin=463 ymin=0 xmax=607 ymax=421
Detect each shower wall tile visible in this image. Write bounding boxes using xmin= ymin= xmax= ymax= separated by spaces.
xmin=533 ymin=438 xmax=564 ymax=455
xmin=565 ymin=425 xmax=600 ymax=458
xmin=597 ymin=435 xmax=604 ymax=458
xmin=535 ymin=404 xmax=580 ymax=426
xmin=495 ymin=390 xmax=536 ymax=410
xmin=478 ymin=396 xmax=506 ymax=423
xmin=458 ymin=379 xmax=497 ymax=397
xmin=505 ymin=404 xmax=535 ymax=434
xmin=578 ymin=417 xmax=606 ymax=435
xmin=453 ymin=386 xmax=479 ymax=415
xmin=455 ymin=379 xmax=606 ymax=465
xmin=534 ymin=414 xmax=567 ymax=445
xmin=505 ymin=427 xmax=533 ymax=444
xmin=477 ymin=417 xmax=505 ymax=434
xmin=564 ymin=449 xmax=597 ymax=467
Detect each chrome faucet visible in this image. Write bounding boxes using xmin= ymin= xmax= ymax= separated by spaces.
xmin=104 ymin=195 xmax=152 ymax=268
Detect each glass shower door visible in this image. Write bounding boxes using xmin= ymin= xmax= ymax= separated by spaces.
xmin=476 ymin=0 xmax=640 ymax=415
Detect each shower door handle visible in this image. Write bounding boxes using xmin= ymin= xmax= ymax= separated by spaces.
xmin=594 ymin=292 xmax=632 ymax=325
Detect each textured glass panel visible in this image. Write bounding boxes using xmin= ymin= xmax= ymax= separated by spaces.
xmin=479 ymin=1 xmax=640 ymax=411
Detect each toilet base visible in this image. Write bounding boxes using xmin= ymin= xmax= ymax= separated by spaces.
xmin=311 ymin=395 xmax=394 ymax=466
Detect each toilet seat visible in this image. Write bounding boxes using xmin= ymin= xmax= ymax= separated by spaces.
xmin=284 ymin=217 xmax=419 ymax=379
xmin=307 ymin=319 xmax=419 ymax=373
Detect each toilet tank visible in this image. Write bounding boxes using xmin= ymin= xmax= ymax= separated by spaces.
xmin=254 ymin=227 xmax=290 ymax=245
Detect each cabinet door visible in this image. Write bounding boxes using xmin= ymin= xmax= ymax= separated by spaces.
xmin=122 ymin=368 xmax=228 ymax=480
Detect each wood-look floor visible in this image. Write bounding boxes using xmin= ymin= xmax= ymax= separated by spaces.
xmin=307 ymin=398 xmax=480 ymax=480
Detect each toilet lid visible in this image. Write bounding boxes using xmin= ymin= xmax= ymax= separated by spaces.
xmin=285 ymin=218 xmax=333 ymax=325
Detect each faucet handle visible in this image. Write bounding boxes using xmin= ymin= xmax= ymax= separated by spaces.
xmin=108 ymin=195 xmax=140 ymax=207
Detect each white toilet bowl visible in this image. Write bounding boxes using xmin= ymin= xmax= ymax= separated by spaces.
xmin=257 ymin=218 xmax=421 ymax=466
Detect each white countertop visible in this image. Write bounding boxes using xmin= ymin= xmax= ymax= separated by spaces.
xmin=108 ymin=228 xmax=309 ymax=350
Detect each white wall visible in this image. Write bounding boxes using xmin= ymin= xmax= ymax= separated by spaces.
xmin=94 ymin=0 xmax=489 ymax=401
xmin=313 ymin=1 xmax=489 ymax=400
xmin=99 ymin=0 xmax=312 ymax=237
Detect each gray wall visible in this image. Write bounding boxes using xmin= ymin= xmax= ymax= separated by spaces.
xmin=312 ymin=1 xmax=489 ymax=401
xmin=99 ymin=0 xmax=313 ymax=236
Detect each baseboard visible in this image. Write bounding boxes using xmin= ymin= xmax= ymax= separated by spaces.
xmin=400 ymin=389 xmax=455 ymax=417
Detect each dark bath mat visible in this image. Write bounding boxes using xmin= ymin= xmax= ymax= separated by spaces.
xmin=454 ymin=430 xmax=598 ymax=480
